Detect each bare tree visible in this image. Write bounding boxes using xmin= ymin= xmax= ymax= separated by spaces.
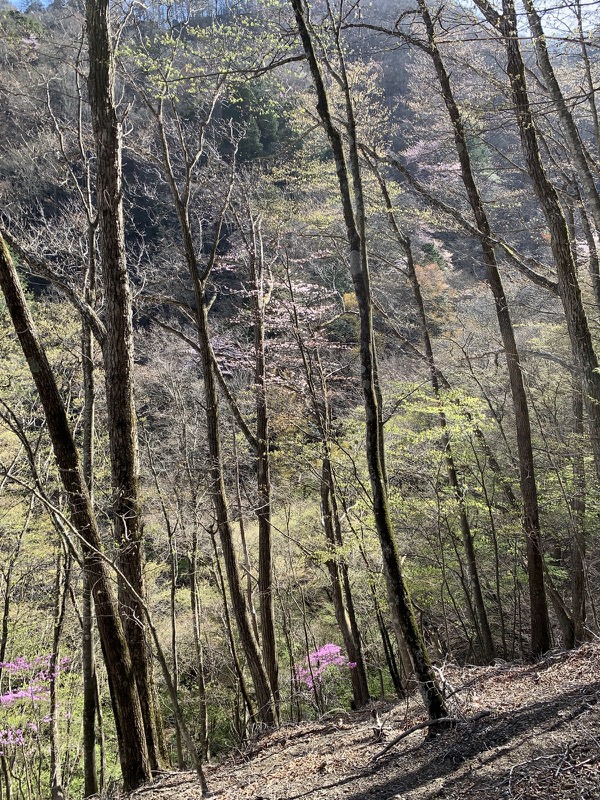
xmin=0 ymin=235 xmax=152 ymax=791
xmin=289 ymin=0 xmax=447 ymax=721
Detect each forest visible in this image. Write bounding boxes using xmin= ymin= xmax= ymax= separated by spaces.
xmin=0 ymin=0 xmax=599 ymax=796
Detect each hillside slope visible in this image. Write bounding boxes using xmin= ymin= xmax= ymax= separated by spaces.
xmin=130 ymin=643 xmax=600 ymax=800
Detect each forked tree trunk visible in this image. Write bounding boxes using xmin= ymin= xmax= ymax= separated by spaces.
xmin=290 ymin=0 xmax=447 ymax=721
xmin=0 ymin=236 xmax=151 ymax=792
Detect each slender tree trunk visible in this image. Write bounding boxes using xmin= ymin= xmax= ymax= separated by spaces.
xmin=578 ymin=201 xmax=600 ymax=313
xmin=524 ymin=0 xmax=600 ymax=234
xmin=49 ymin=551 xmax=69 ymax=800
xmin=81 ymin=219 xmax=100 ymax=798
xmin=181 ymin=426 xmax=211 ymax=760
xmin=249 ymin=224 xmax=280 ymax=715
xmin=0 ymin=756 xmax=11 ymax=800
xmin=0 ymin=523 xmax=24 ymax=685
xmin=290 ymin=0 xmax=447 ymax=720
xmin=571 ymin=383 xmax=587 ymax=643
xmin=209 ymin=531 xmax=257 ymax=728
xmin=321 ymin=459 xmax=370 ymax=707
xmin=85 ymin=0 xmax=165 ymax=766
xmin=418 ymin=0 xmax=551 ymax=654
xmin=151 ymin=103 xmax=276 ymax=727
xmin=196 ymin=293 xmax=275 ymax=725
xmin=189 ymin=538 xmax=210 ymax=761
xmin=373 ymin=164 xmax=495 ymax=661
xmin=475 ymin=0 xmax=600 ymax=483
xmin=575 ymin=0 xmax=600 ymax=159
xmin=169 ymin=523 xmax=184 ymax=769
xmin=232 ymin=425 xmax=260 ymax=642
xmin=0 ymin=236 xmax=151 ymax=791
xmin=286 ymin=271 xmax=370 ymax=706
xmin=81 ymin=573 xmax=99 ymax=797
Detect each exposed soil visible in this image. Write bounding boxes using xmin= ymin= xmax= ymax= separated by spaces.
xmin=127 ymin=642 xmax=600 ymax=800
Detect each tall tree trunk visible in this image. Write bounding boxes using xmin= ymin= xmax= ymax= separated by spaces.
xmin=524 ymin=0 xmax=600 ymax=234
xmin=290 ymin=0 xmax=447 ymax=720
xmin=286 ymin=270 xmax=370 ymax=706
xmin=81 ymin=572 xmax=99 ymax=797
xmin=195 ymin=291 xmax=276 ymax=726
xmin=209 ymin=530 xmax=257 ymax=728
xmin=85 ymin=0 xmax=165 ymax=767
xmin=49 ymin=550 xmax=69 ymax=800
xmin=475 ymin=0 xmax=600 ymax=483
xmin=81 ymin=217 xmax=100 ymax=799
xmin=248 ymin=222 xmax=279 ymax=712
xmin=577 ymin=201 xmax=600 ymax=313
xmin=574 ymin=0 xmax=600 ymax=159
xmin=371 ymin=163 xmax=495 ymax=661
xmin=168 ymin=521 xmax=184 ymax=769
xmin=232 ymin=425 xmax=260 ymax=642
xmin=189 ymin=534 xmax=210 ymax=761
xmin=418 ymin=0 xmax=551 ymax=654
xmin=0 ymin=236 xmax=151 ymax=791
xmin=571 ymin=382 xmax=587 ymax=643
xmin=150 ymin=101 xmax=276 ymax=727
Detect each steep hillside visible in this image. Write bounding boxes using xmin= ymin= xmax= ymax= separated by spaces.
xmin=127 ymin=643 xmax=600 ymax=800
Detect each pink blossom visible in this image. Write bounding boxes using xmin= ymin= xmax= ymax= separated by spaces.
xmin=295 ymin=644 xmax=354 ymax=689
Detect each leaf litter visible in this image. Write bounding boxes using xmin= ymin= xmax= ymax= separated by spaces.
xmin=126 ymin=641 xmax=600 ymax=800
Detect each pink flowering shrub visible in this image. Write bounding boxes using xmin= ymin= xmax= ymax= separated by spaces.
xmin=294 ymin=644 xmax=356 ymax=713
xmin=295 ymin=643 xmax=355 ymax=690
xmin=0 ymin=655 xmax=69 ymax=756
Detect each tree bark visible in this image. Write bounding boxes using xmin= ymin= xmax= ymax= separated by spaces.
xmin=85 ymin=0 xmax=165 ymax=767
xmin=81 ymin=209 xmax=100 ymax=799
xmin=189 ymin=535 xmax=210 ymax=760
xmin=418 ymin=0 xmax=551 ymax=654
xmin=195 ymin=291 xmax=276 ymax=725
xmin=148 ymin=98 xmax=276 ymax=725
xmin=290 ymin=0 xmax=447 ymax=720
xmin=286 ymin=269 xmax=370 ymax=706
xmin=0 ymin=235 xmax=151 ymax=791
xmin=524 ymin=0 xmax=600 ymax=234
xmin=571 ymin=382 xmax=587 ymax=643
xmin=321 ymin=459 xmax=370 ymax=707
xmin=474 ymin=0 xmax=600 ymax=484
xmin=248 ymin=221 xmax=280 ymax=713
xmin=49 ymin=550 xmax=69 ymax=800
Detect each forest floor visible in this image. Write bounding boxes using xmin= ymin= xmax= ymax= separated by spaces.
xmin=127 ymin=642 xmax=600 ymax=800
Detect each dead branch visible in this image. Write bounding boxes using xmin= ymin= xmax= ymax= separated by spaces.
xmin=372 ymin=710 xmax=491 ymax=763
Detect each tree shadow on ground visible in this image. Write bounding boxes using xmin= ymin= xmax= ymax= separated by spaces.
xmin=286 ymin=681 xmax=600 ymax=800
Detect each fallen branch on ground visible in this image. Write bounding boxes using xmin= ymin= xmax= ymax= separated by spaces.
xmin=371 ymin=710 xmax=491 ymax=763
